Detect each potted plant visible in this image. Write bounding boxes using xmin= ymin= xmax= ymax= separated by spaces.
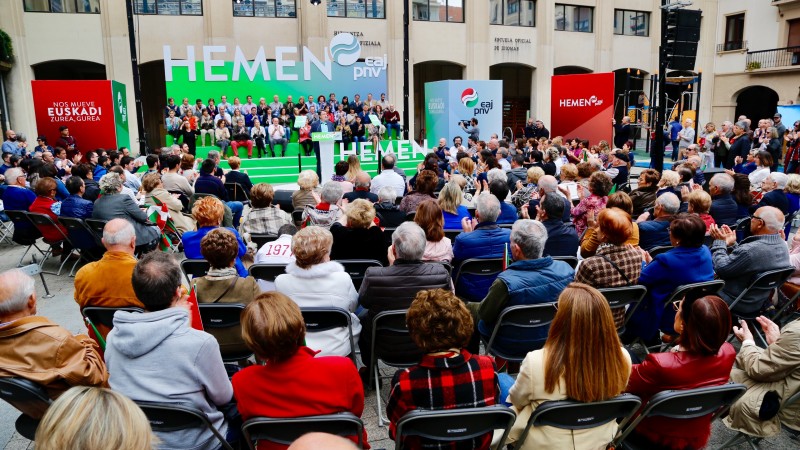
xmin=0 ymin=29 xmax=13 ymax=69
xmin=746 ymin=61 xmax=762 ymax=71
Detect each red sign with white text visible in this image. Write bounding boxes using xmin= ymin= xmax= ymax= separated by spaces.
xmin=31 ymin=80 xmax=117 ymax=153
xmin=551 ymin=73 xmax=615 ymax=145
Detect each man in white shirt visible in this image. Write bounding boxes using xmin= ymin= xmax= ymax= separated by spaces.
xmin=370 ymin=154 xmax=406 ymax=196
xmin=254 ymin=224 xmax=297 ymax=291
xmin=268 ymin=117 xmax=288 ymax=157
xmin=120 ymin=156 xmax=142 ymax=192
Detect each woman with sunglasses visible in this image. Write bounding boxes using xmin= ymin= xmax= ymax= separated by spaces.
xmin=625 ymin=213 xmax=715 ymax=344
xmin=625 ymin=294 xmax=735 ymax=449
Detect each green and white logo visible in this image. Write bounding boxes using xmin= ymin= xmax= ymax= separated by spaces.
xmin=330 ymin=33 xmax=361 ymax=66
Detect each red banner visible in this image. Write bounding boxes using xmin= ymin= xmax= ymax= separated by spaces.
xmin=31 ymin=80 xmax=118 ymax=153
xmin=550 ymin=73 xmax=615 ymax=146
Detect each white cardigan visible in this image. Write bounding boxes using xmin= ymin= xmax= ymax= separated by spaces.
xmin=274 ymin=261 xmax=360 ymax=357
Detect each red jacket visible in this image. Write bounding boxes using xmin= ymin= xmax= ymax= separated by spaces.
xmin=231 ymin=346 xmax=368 ymax=450
xmin=29 ymin=196 xmax=67 ymax=243
xmin=626 ymin=343 xmax=736 ymax=450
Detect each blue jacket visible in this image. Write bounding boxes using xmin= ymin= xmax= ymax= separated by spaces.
xmin=638 ymin=218 xmax=672 ymax=251
xmin=786 ymin=193 xmax=800 ymax=237
xmin=60 ymin=194 xmax=94 ymax=219
xmin=669 ymin=121 xmax=682 ymax=141
xmin=542 ymin=219 xmax=579 ymax=257
xmin=752 ymin=190 xmax=789 ymax=214
xmin=478 ymin=258 xmax=573 ymax=354
xmin=55 ymin=179 xmax=69 ymax=202
xmin=443 ymin=206 xmax=470 ymax=230
xmin=183 ymin=226 xmax=248 ymax=277
xmin=709 ymin=194 xmax=740 ymax=227
xmin=497 ymin=202 xmax=518 ymax=224
xmin=452 ymin=223 xmax=511 ymax=302
xmin=2 ymin=186 xmax=36 ymax=231
xmin=627 ymin=246 xmax=715 ymax=341
xmin=194 ymin=174 xmax=229 ymax=201
xmin=93 ymin=165 xmax=107 ymax=182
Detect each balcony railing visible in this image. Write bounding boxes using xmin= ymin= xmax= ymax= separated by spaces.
xmin=746 ymin=46 xmax=800 ymax=70
xmin=717 ymin=40 xmax=747 ymax=52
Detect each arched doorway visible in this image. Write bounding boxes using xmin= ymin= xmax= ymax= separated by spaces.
xmin=735 ymin=86 xmax=779 ymax=124
xmin=553 ymin=66 xmax=592 ymax=76
xmin=414 ymin=61 xmax=464 ymax=141
xmin=490 ymin=63 xmax=534 ymax=139
xmin=32 ymin=60 xmax=106 ymax=80
xmin=139 ymin=61 xmax=166 ymax=151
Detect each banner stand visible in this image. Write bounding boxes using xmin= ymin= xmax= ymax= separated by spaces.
xmin=312 ymin=131 xmax=342 ymax=182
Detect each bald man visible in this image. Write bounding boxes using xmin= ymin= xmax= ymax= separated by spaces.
xmin=288 ymin=433 xmax=358 ymax=450
xmin=0 ymin=269 xmax=108 ymax=399
xmin=2 ymin=129 xmax=21 ymax=157
xmin=342 ymin=171 xmax=379 ymax=204
xmin=74 ymin=219 xmax=145 ymax=340
xmin=710 ymin=206 xmax=792 ymax=315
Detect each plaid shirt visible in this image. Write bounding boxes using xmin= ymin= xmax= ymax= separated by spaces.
xmin=387 ymin=350 xmax=499 ymax=450
xmin=575 ymin=244 xmax=643 ymax=327
xmin=240 ymin=206 xmax=292 ymax=236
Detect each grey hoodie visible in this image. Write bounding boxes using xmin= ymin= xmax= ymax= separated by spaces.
xmin=105 ymin=307 xmax=233 ymax=450
xmin=506 ymin=167 xmax=528 ymax=193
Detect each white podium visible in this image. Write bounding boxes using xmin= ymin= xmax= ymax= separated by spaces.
xmin=312 ymin=131 xmax=342 ymax=181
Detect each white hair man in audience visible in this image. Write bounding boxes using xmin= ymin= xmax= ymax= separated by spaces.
xmin=709 ymin=173 xmax=741 ymax=227
xmin=302 ymin=181 xmax=343 ymax=229
xmin=486 ymin=167 xmax=508 ymax=185
xmin=373 ymin=186 xmax=405 ymax=227
xmin=527 ymin=175 xmax=571 ymax=222
xmin=725 ymin=314 xmax=800 ymax=437
xmin=452 ymin=193 xmax=512 ymax=302
xmin=74 ymin=219 xmax=144 ymax=341
xmin=371 ymin=154 xmax=406 ymax=196
xmin=468 ymin=219 xmax=574 ymax=355
xmin=357 ymin=222 xmax=452 ymax=371
xmin=0 ymin=269 xmax=108 ymax=399
xmin=105 ymin=252 xmax=234 ymax=449
xmin=343 ymin=171 xmax=378 ymax=204
xmin=750 ymin=172 xmax=789 ymax=214
xmin=710 ymin=206 xmax=791 ymax=316
xmin=636 ymin=192 xmax=680 ymax=250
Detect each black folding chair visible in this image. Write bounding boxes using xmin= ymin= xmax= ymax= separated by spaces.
xmin=242 ymin=412 xmax=365 ymax=450
xmin=135 ymin=401 xmax=234 ymax=450
xmin=84 ymin=218 xmax=109 ymax=242
xmin=335 ymin=259 xmax=383 ymax=291
xmin=598 ymin=285 xmax=648 ymax=335
xmin=248 ymin=263 xmax=288 ymax=284
xmin=382 ymin=227 xmax=397 ymax=247
xmin=58 ymin=216 xmax=103 ymax=249
xmin=301 ymin=307 xmax=358 ymax=366
xmin=513 ymin=394 xmax=642 ymax=450
xmin=453 ymin=257 xmax=505 ymax=302
xmin=249 ymin=233 xmax=278 ymax=249
xmin=443 ymin=229 xmax=461 ymax=242
xmin=82 ymin=306 xmax=145 ymax=340
xmin=368 ymin=309 xmax=416 ymax=427
xmin=0 ymin=378 xmax=52 ymax=441
xmin=225 ymin=182 xmax=250 ymax=205
xmin=197 ymin=303 xmax=252 ymax=362
xmin=291 ymin=209 xmax=305 ymax=227
xmin=180 ymin=258 xmax=211 ymax=285
xmin=0 ymin=213 xmax=14 ymax=245
xmin=728 ymin=267 xmax=795 ymax=347
xmin=552 ymin=255 xmax=579 ymax=269
xmin=735 ymin=216 xmax=751 ymax=242
xmin=648 ymin=246 xmax=673 ymax=258
xmin=612 ymin=383 xmax=747 ymax=449
xmin=481 ymin=303 xmax=558 ymax=363
xmin=4 ymin=210 xmax=45 ymax=268
xmin=26 ymin=212 xmax=79 ymax=276
xmin=394 ymin=406 xmax=517 ymax=450
xmin=405 ymin=211 xmax=416 ymax=222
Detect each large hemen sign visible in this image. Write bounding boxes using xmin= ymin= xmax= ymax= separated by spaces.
xmin=551 ymin=73 xmax=615 ymax=145
xmin=31 ymin=80 xmax=130 ymax=152
xmin=164 ymin=33 xmax=388 ymax=104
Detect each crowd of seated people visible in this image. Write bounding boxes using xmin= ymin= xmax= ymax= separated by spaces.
xmin=2 ymin=117 xmax=800 ymax=449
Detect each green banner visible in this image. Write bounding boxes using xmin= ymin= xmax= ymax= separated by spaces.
xmin=111 ymin=81 xmax=130 ymax=150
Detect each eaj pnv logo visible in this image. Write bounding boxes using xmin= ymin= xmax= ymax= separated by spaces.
xmin=330 ymin=33 xmax=361 ymax=66
xmin=461 ymin=88 xmax=479 ymax=108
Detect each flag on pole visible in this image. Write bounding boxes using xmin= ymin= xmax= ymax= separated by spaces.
xmin=146 ymin=204 xmax=174 ymax=251
xmin=186 ymin=286 xmax=204 ymax=332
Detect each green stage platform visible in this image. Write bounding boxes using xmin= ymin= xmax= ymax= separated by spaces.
xmin=194 ymin=141 xmax=423 ymax=185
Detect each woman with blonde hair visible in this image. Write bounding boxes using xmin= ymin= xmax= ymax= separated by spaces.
xmin=142 ymin=173 xmax=195 ymax=234
xmin=344 ymin=154 xmax=362 ymax=183
xmin=35 ymin=386 xmax=157 ymax=450
xmin=414 ymin=199 xmax=454 ymax=262
xmin=329 ymin=198 xmax=389 ymax=264
xmin=656 ymin=169 xmax=681 ymax=198
xmin=438 ymin=181 xmax=470 ymax=229
xmin=274 ymin=227 xmax=361 ymax=357
xmin=504 ymin=283 xmax=631 ymax=449
xmin=292 ymin=170 xmax=320 ymax=210
xmin=457 ymin=156 xmax=477 ymax=191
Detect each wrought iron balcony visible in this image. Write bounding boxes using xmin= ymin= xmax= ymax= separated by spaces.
xmin=746 ymin=46 xmax=800 ymax=70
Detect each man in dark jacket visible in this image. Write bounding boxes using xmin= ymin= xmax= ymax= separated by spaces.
xmin=709 ymin=173 xmax=741 ymax=227
xmin=538 ymin=194 xmax=579 ymax=257
xmin=750 ymin=172 xmax=789 ymax=214
xmin=358 ymin=222 xmax=451 ymax=368
xmin=374 ymin=186 xmax=405 ymax=227
xmin=71 ymin=164 xmax=100 ymax=202
xmin=60 ymin=176 xmax=94 ymax=219
xmin=612 ymin=116 xmax=631 ymax=149
xmin=453 ymin=193 xmax=511 ymax=302
xmin=506 ymin=155 xmax=528 ymax=194
xmin=726 ymin=122 xmax=752 ymax=168
xmin=471 ymin=219 xmax=574 ymax=356
xmin=310 ymin=110 xmax=336 ymax=177
xmin=637 ymin=192 xmax=679 ymax=250
xmin=343 ymin=171 xmax=378 ymax=203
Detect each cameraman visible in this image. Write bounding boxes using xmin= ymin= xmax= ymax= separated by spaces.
xmin=459 ymin=117 xmax=480 ymax=143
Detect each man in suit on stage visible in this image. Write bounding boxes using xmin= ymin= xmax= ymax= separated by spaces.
xmin=310 ymin=110 xmax=336 ymax=178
